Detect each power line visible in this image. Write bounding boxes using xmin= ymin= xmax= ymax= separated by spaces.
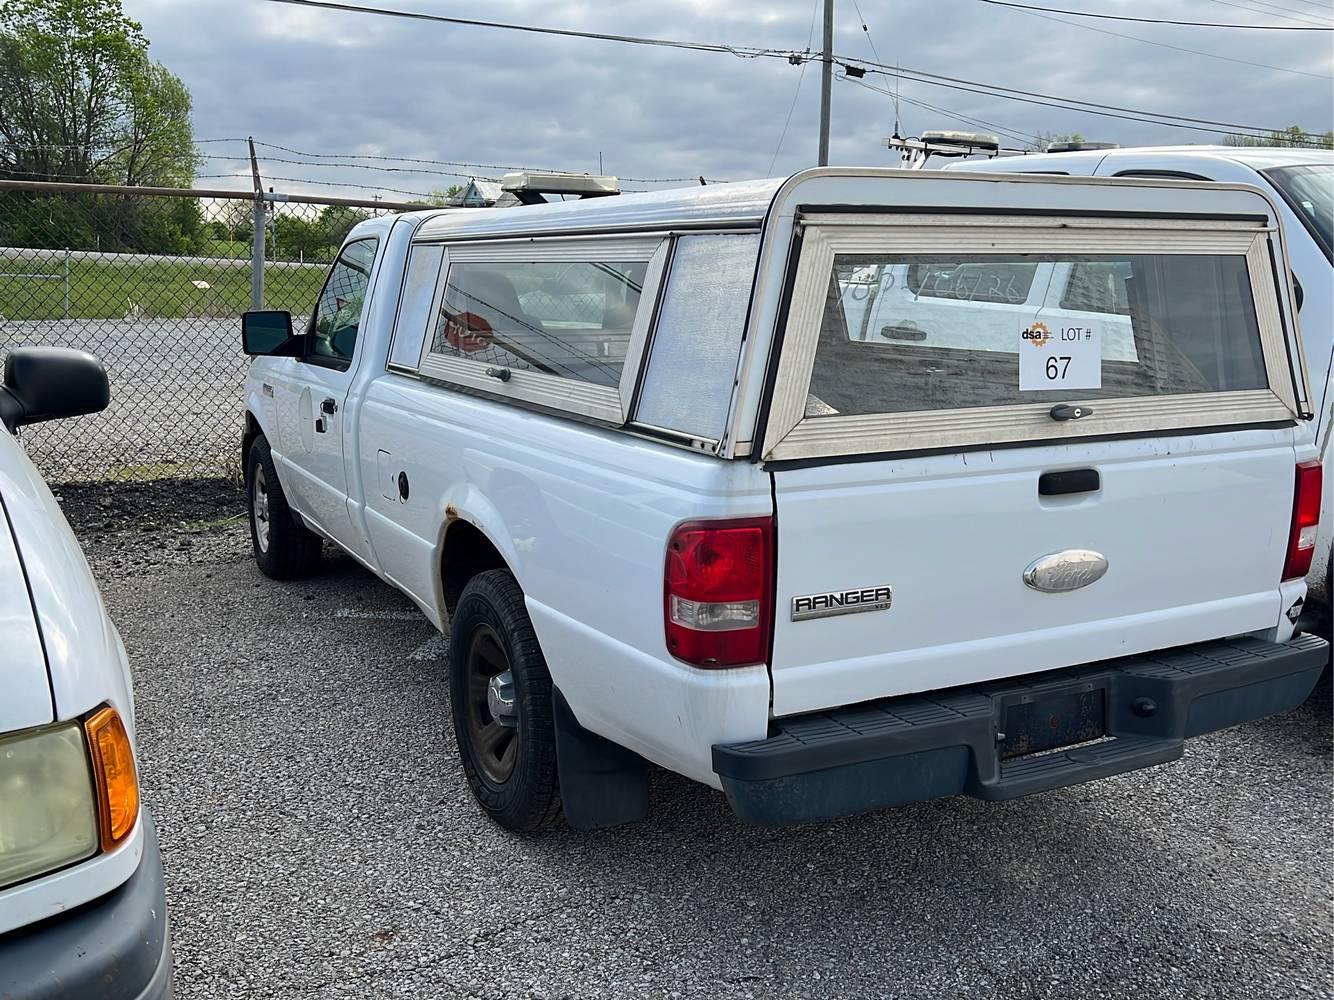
xmin=970 ymin=5 xmax=1332 ymax=80
xmin=845 ymin=58 xmax=1329 ymax=142
xmin=768 ymin=63 xmax=810 ymax=175
xmin=1199 ymin=0 xmax=1332 ymax=28
xmin=767 ymin=0 xmax=820 ymax=175
xmin=849 ymin=0 xmax=884 ymax=64
xmin=978 ymin=0 xmax=1332 ymax=28
xmin=839 ymin=74 xmax=1043 ymax=145
xmin=258 ymin=0 xmax=801 ymax=59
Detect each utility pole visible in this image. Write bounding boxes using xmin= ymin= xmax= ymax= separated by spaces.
xmin=818 ymin=0 xmax=834 ymax=166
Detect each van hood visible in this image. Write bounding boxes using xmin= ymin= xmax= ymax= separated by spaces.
xmin=0 ymin=490 xmax=51 ymax=730
xmin=0 ymin=433 xmax=133 ymax=733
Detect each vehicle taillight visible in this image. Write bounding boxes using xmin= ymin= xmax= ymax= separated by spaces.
xmin=1283 ymin=461 xmax=1322 ymax=581
xmin=664 ymin=517 xmax=774 ymax=667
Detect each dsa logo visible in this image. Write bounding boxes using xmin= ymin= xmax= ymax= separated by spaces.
xmin=1021 ymin=320 xmax=1051 ymax=347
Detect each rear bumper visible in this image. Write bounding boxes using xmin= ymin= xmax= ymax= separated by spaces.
xmin=713 ymin=634 xmax=1329 ymax=826
xmin=0 ymin=811 xmax=172 ymax=1000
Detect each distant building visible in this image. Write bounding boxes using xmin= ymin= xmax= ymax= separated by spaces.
xmin=449 ymin=179 xmax=520 ymax=208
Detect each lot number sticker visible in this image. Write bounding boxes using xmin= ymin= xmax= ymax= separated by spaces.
xmin=1019 ymin=319 xmax=1102 ymax=391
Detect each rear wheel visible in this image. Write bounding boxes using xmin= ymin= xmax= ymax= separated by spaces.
xmin=449 ymin=569 xmax=561 ymax=833
xmin=246 ymin=435 xmax=321 ymax=579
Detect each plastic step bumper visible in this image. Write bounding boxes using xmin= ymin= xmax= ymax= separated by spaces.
xmin=712 ymin=633 xmax=1329 ymax=826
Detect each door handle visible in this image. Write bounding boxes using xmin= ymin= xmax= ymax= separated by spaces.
xmin=1039 ymin=469 xmax=1100 ymax=496
xmin=321 ymin=397 xmax=338 ymax=415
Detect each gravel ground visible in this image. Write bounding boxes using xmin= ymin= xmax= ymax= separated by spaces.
xmin=63 ymin=481 xmax=1333 ymax=1000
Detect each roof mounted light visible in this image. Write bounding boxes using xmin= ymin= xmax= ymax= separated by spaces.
xmin=499 ymin=171 xmax=620 ymax=205
xmin=920 ymin=130 xmax=1000 ymax=154
xmin=1046 ymin=140 xmax=1120 ymax=153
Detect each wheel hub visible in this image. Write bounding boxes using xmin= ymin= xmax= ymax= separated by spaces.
xmin=252 ymin=466 xmax=270 ymax=552
xmin=487 ymin=670 xmax=517 ymax=728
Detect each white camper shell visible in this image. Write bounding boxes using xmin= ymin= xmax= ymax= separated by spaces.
xmin=240 ymin=168 xmax=1329 ymax=831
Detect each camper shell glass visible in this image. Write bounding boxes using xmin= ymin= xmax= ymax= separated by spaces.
xmin=749 ymin=172 xmax=1309 ymax=463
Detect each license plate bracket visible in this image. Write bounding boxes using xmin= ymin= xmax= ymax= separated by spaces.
xmin=998 ymin=684 xmax=1107 ymax=760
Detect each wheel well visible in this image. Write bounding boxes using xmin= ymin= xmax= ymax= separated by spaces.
xmin=242 ymin=412 xmax=261 ymax=468
xmin=441 ymin=520 xmax=509 ymax=616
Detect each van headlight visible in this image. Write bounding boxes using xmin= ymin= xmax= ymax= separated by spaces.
xmin=0 ymin=716 xmax=126 ymax=891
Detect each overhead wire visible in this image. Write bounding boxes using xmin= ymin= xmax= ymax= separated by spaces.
xmin=1199 ymin=0 xmax=1332 ymax=27
xmin=974 ymin=4 xmax=1332 ymax=79
xmin=838 ymin=75 xmax=1044 ymax=145
xmin=843 ymin=58 xmax=1330 ymax=143
xmin=978 ymin=0 xmax=1333 ymax=28
xmin=258 ymin=0 xmax=803 ymax=59
xmin=766 ymin=0 xmax=821 ymax=175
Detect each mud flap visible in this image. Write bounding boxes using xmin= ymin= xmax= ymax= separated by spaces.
xmin=553 ymin=688 xmax=650 ymax=830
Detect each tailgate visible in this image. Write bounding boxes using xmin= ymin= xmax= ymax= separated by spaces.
xmin=757 ymin=174 xmax=1312 ymax=716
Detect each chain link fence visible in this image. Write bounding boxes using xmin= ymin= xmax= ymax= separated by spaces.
xmin=0 ymin=179 xmax=416 ymax=483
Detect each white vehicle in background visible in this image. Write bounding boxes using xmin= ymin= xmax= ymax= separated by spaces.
xmin=240 ymin=167 xmax=1328 ymax=834
xmin=0 ymin=349 xmax=172 ymax=1000
xmin=945 ymin=145 xmax=1334 ymax=640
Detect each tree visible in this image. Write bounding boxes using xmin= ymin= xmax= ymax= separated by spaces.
xmin=317 ymin=204 xmax=372 ymax=247
xmin=1221 ymin=125 xmax=1334 ymax=150
xmin=0 ymin=0 xmax=197 ymax=186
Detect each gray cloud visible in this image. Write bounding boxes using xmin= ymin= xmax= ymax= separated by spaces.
xmin=126 ymin=0 xmax=1333 ymax=200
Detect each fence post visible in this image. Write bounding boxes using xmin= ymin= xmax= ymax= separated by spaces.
xmin=62 ymin=249 xmax=70 ymax=320
xmin=250 ymin=196 xmax=265 ymax=310
xmin=248 ymin=136 xmax=265 ymax=310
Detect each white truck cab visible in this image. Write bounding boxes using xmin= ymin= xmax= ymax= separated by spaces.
xmin=0 ymin=349 xmax=172 ymax=1000
xmin=946 ymin=146 xmax=1334 ymax=639
xmin=241 ymin=167 xmax=1329 ymax=831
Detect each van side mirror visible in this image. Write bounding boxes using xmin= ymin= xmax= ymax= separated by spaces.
xmin=1293 ymin=276 xmax=1304 ymax=313
xmin=0 ymin=348 xmax=110 ymax=433
xmin=242 ymin=310 xmax=301 ymax=356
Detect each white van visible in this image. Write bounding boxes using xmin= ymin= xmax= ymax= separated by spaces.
xmin=0 ymin=349 xmax=172 ymax=999
xmin=947 ymin=147 xmax=1333 ymax=639
xmin=239 ymin=167 xmax=1329 ymax=832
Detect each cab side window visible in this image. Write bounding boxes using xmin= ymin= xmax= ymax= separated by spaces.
xmin=308 ymin=238 xmax=379 ymax=366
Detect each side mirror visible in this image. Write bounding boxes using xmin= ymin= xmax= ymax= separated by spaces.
xmin=0 ymin=348 xmax=110 ymax=433
xmin=1293 ymin=276 xmax=1304 ymax=313
xmin=242 ymin=310 xmax=301 ymax=356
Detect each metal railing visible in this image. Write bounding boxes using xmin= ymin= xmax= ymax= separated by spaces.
xmin=0 ymin=178 xmax=420 ymax=482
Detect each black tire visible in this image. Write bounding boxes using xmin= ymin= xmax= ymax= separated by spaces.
xmin=449 ymin=569 xmax=562 ymax=833
xmin=246 ymin=435 xmax=321 ymax=579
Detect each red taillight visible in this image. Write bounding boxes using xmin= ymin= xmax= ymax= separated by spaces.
xmin=664 ymin=517 xmax=774 ymax=667
xmin=1283 ymin=461 xmax=1323 ymax=581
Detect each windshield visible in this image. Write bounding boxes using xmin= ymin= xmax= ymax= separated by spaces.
xmin=1264 ymin=164 xmax=1334 ymax=259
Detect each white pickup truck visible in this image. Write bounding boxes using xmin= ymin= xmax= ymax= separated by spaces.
xmin=241 ymin=167 xmax=1329 ymax=832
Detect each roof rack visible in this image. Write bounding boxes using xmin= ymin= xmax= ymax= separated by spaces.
xmin=886 ymin=131 xmax=1001 ymax=170
xmin=499 ymin=171 xmax=620 ymax=205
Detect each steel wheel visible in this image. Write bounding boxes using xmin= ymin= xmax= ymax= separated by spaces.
xmin=464 ymin=623 xmax=519 ymax=785
xmin=252 ymin=463 xmax=271 ymax=553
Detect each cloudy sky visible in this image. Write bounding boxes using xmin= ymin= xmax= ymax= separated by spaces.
xmin=124 ymin=0 xmax=1333 ymax=201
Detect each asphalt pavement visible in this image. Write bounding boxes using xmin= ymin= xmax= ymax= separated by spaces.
xmin=63 ymin=480 xmax=1333 ymax=1000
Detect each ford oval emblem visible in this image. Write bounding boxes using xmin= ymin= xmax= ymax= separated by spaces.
xmin=1023 ymin=549 xmax=1108 ymax=593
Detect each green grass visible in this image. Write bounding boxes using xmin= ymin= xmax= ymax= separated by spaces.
xmin=0 ymin=256 xmax=329 ymax=320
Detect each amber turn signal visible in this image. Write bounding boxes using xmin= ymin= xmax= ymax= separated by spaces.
xmin=84 ymin=706 xmax=139 ymax=850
